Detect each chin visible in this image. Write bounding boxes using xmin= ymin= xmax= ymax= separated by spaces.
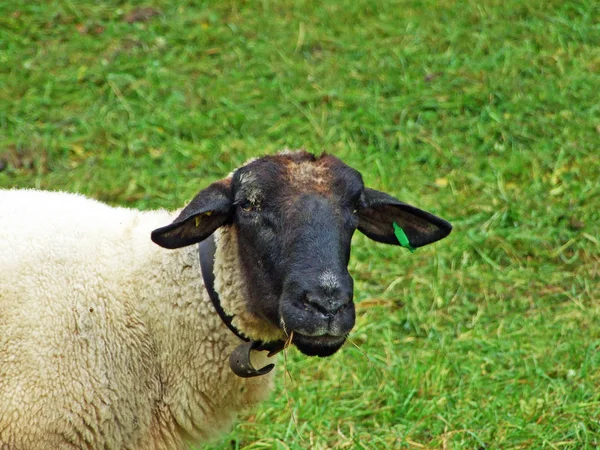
xmin=292 ymin=333 xmax=347 ymax=357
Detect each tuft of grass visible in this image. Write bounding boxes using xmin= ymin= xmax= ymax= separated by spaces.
xmin=1 ymin=0 xmax=599 ymax=448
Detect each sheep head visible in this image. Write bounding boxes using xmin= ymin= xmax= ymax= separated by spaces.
xmin=151 ymin=150 xmax=451 ymax=358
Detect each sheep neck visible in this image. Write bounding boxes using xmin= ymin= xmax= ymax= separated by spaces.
xmin=198 ymin=234 xmax=250 ymax=344
xmin=210 ymin=227 xmax=286 ymax=343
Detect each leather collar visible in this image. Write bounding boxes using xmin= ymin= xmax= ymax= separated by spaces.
xmin=198 ymin=234 xmax=286 ymax=377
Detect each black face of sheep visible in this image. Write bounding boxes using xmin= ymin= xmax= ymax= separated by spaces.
xmin=151 ymin=151 xmax=452 ymax=357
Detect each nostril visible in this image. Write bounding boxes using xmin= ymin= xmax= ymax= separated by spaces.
xmin=302 ymin=292 xmax=352 ymax=317
xmin=332 ymin=294 xmax=352 ymax=315
xmin=337 ymin=293 xmax=352 ymax=308
xmin=303 ymin=294 xmax=331 ymax=316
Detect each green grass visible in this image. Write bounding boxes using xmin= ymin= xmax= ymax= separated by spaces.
xmin=1 ymin=0 xmax=599 ymax=448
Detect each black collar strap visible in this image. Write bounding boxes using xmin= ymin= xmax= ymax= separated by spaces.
xmin=198 ymin=234 xmax=286 ymax=378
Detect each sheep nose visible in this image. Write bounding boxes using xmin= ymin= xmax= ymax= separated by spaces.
xmin=303 ymin=287 xmax=352 ymax=317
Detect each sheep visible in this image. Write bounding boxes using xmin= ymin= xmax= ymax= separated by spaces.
xmin=0 ymin=150 xmax=451 ymax=449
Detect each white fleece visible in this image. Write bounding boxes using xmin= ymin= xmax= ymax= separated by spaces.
xmin=0 ymin=189 xmax=275 ymax=450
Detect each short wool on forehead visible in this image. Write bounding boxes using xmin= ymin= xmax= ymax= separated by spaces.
xmin=236 ymin=150 xmax=358 ymax=196
xmin=282 ymin=154 xmax=330 ymax=190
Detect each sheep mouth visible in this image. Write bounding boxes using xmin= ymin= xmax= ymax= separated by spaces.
xmin=291 ymin=332 xmax=347 ymax=357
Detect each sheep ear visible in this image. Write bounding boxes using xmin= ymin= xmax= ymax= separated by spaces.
xmin=151 ymin=179 xmax=233 ymax=249
xmin=357 ymin=188 xmax=452 ymax=248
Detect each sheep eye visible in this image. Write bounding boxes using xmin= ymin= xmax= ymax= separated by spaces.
xmin=238 ymin=200 xmax=255 ymax=212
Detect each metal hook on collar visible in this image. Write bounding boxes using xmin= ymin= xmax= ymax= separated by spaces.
xmin=229 ymin=341 xmax=276 ymax=378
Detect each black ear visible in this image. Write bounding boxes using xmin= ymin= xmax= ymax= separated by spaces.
xmin=151 ymin=179 xmax=233 ymax=249
xmin=357 ymin=188 xmax=452 ymax=248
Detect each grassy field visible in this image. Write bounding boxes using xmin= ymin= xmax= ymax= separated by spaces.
xmin=1 ymin=0 xmax=599 ymax=448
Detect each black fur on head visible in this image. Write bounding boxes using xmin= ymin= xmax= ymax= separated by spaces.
xmin=151 ymin=150 xmax=452 ymax=357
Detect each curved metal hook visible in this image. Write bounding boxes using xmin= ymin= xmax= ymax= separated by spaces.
xmin=229 ymin=341 xmax=275 ymax=378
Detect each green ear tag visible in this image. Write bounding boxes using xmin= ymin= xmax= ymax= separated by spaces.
xmin=393 ymin=223 xmax=416 ymax=253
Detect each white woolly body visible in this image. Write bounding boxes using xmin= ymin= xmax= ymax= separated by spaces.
xmin=0 ymin=189 xmax=276 ymax=450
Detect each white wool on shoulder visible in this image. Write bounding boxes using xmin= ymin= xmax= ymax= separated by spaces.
xmin=0 ymin=189 xmax=275 ymax=450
